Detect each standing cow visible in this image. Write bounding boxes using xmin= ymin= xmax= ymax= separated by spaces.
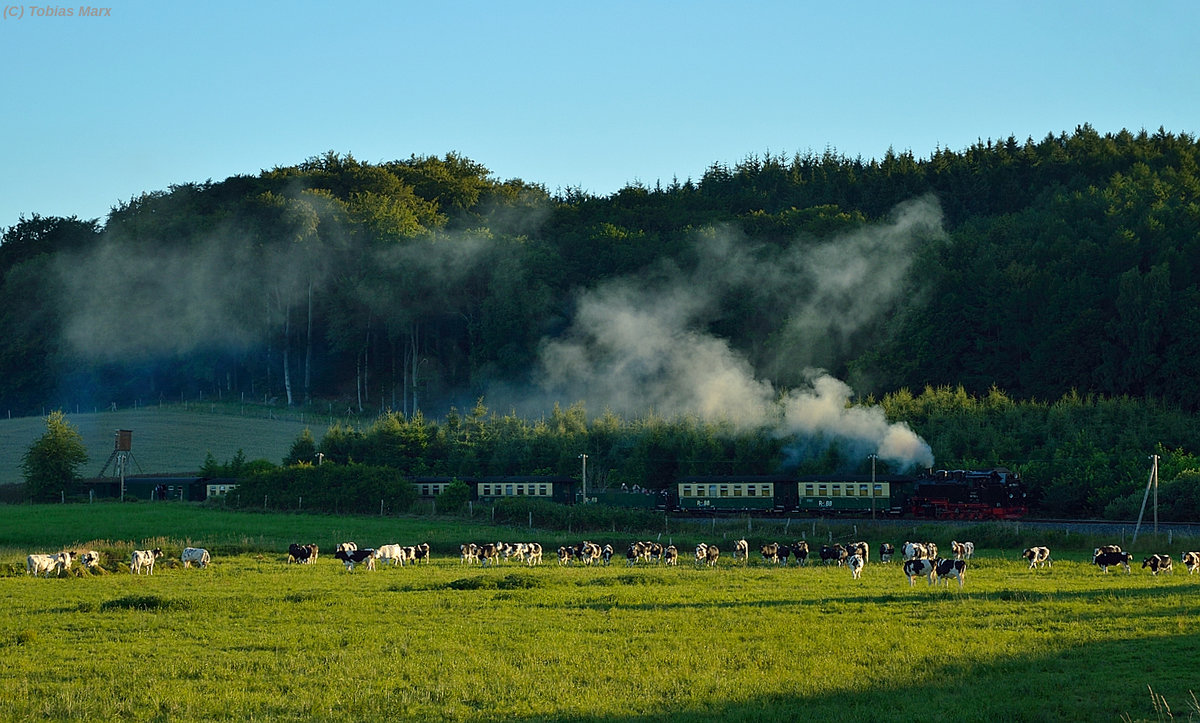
xmin=1143 ymin=555 xmax=1173 ymax=575
xmin=903 ymin=558 xmax=937 ymax=586
xmin=181 ymin=547 xmax=211 ymax=568
xmin=1023 ymin=546 xmax=1052 ymax=569
xmin=1182 ymin=551 xmax=1200 ymax=574
xmin=131 ymin=548 xmax=164 ymax=575
xmin=935 ymin=558 xmax=967 ymax=589
xmin=848 ymin=553 xmax=864 ymax=580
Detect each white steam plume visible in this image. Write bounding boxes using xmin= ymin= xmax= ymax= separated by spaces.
xmin=535 ymin=196 xmax=943 ymax=469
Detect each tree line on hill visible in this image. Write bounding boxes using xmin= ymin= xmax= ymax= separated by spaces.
xmin=6 ymin=125 xmax=1200 ymax=517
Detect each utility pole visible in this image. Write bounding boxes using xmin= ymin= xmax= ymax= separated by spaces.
xmin=1132 ymin=453 xmax=1160 ymax=544
xmin=868 ymin=453 xmax=877 ymax=520
xmin=579 ymin=453 xmax=588 ymax=503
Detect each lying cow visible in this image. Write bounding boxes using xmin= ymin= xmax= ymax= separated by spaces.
xmin=334 ymin=547 xmax=377 ymax=572
xmin=1143 ymin=554 xmax=1173 ymax=575
xmin=936 ymin=558 xmax=967 ymax=589
xmin=27 ymin=551 xmax=72 ymax=578
xmin=1092 ymin=549 xmax=1131 ymax=573
xmin=903 ymin=558 xmax=937 ymax=586
xmin=1023 ymin=546 xmax=1052 ymax=569
xmin=1182 ymin=551 xmax=1200 ymax=574
xmin=181 ymin=547 xmax=211 ymax=569
xmin=131 ymin=548 xmax=163 ymax=575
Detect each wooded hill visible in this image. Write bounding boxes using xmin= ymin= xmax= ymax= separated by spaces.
xmin=5 ymin=125 xmax=1200 ymax=515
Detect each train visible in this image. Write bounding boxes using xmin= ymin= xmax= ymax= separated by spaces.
xmin=412 ymin=468 xmax=1029 ymax=520
xmin=97 ymin=468 xmax=1028 ymax=520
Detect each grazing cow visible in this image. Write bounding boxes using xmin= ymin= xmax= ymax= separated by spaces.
xmin=777 ymin=544 xmax=791 ymax=566
xmin=479 ymin=543 xmax=500 ymax=567
xmin=903 ymin=558 xmax=937 ymax=586
xmin=879 ymin=543 xmax=895 ymax=563
xmin=527 ymin=542 xmax=543 ymax=566
xmin=600 ymin=544 xmax=613 ymax=565
xmin=848 ymin=553 xmax=864 ymax=579
xmin=1023 ymin=546 xmax=1052 ymax=570
xmin=376 ymin=544 xmax=407 ymax=567
xmin=951 ymin=541 xmax=974 ymax=560
xmin=131 ymin=548 xmax=163 ymax=575
xmin=1143 ymin=554 xmax=1173 ymax=575
xmin=663 ymin=545 xmax=679 ymax=566
xmin=734 ymin=539 xmax=749 ymax=564
xmin=27 ymin=552 xmax=72 ymax=578
xmin=760 ymin=543 xmax=779 ymax=565
xmin=625 ymin=543 xmax=642 ymax=566
xmin=557 ymin=546 xmax=572 ymax=565
xmin=935 ymin=558 xmax=967 ymax=589
xmin=334 ymin=548 xmax=377 ymax=572
xmin=1182 ymin=551 xmax=1200 ymax=574
xmin=181 ymin=547 xmax=211 ymax=569
xmin=846 ymin=542 xmax=870 ymax=566
xmin=791 ymin=541 xmax=810 ymax=566
xmin=460 ymin=543 xmax=479 ymax=565
xmin=1092 ymin=549 xmax=1131 ymax=573
xmin=902 ymin=541 xmax=937 ymax=561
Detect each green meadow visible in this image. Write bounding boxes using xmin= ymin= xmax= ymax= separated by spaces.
xmin=1 ymin=504 xmax=1198 ymax=722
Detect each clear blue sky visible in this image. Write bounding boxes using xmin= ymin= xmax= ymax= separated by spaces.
xmin=2 ymin=1 xmax=1197 ymax=229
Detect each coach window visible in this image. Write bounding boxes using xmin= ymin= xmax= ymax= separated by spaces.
xmin=506 ymin=484 xmax=514 ymax=496
xmin=746 ymin=485 xmax=755 ymax=497
xmin=734 ymin=485 xmax=743 ymax=497
xmin=845 ymin=486 xmax=855 ymax=496
xmin=875 ymin=483 xmax=885 ymax=497
xmin=818 ymin=484 xmax=827 ymax=496
xmin=710 ymin=485 xmax=719 ymax=497
xmin=860 ymin=484 xmax=869 ymax=496
xmin=516 ymin=485 xmax=524 ymax=496
xmin=719 ymin=485 xmax=729 ymax=497
xmin=831 ymin=485 xmax=841 ymax=497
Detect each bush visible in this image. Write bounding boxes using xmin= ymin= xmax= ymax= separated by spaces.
xmin=226 ymin=463 xmax=419 ymax=515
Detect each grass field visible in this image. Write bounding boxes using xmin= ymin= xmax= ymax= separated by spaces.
xmin=1 ymin=504 xmax=1198 ymax=722
xmin=0 ymin=405 xmax=318 ymax=486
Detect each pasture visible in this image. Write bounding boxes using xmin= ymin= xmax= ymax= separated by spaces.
xmin=0 ymin=405 xmax=315 ymax=486
xmin=1 ymin=505 xmax=1198 ymax=722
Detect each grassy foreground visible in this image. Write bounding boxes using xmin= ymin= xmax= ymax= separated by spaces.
xmin=1 ymin=505 xmax=1198 ymax=722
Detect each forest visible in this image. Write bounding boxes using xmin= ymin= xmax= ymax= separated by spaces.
xmin=5 ymin=124 xmax=1200 ymax=516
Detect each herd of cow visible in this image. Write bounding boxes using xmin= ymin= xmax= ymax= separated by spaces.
xmin=23 ymin=537 xmax=1200 ymax=586
xmin=24 ymin=546 xmax=209 ymax=577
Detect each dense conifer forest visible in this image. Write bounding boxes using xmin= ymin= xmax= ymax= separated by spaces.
xmin=7 ymin=124 xmax=1200 ymax=516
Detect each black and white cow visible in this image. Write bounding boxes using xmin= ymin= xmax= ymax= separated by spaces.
xmin=903 ymin=558 xmax=937 ymax=586
xmin=820 ymin=544 xmax=848 ymax=566
xmin=376 ymin=544 xmax=407 ymax=566
xmin=791 ymin=541 xmax=810 ymax=566
xmin=951 ymin=541 xmax=974 ymax=560
xmin=75 ymin=550 xmax=101 ymax=570
xmin=527 ymin=542 xmax=544 ymax=566
xmin=1182 ymin=551 xmax=1200 ymax=575
xmin=334 ymin=547 xmax=377 ymax=572
xmin=846 ymin=542 xmax=869 ymax=566
xmin=1142 ymin=554 xmax=1173 ymax=575
xmin=1092 ymin=549 xmax=1131 ymax=573
xmin=600 ymin=544 xmax=613 ymax=566
xmin=879 ymin=543 xmax=895 ymax=563
xmin=902 ymin=541 xmax=937 ymax=561
xmin=734 ymin=539 xmax=749 ymax=564
xmin=131 ymin=548 xmax=163 ymax=575
xmin=181 ymin=547 xmax=211 ymax=568
xmin=460 ymin=543 xmax=479 ymax=564
xmin=663 ymin=545 xmax=679 ymax=566
xmin=557 ymin=546 xmax=573 ymax=565
xmin=27 ymin=551 xmax=72 ymax=577
xmin=1023 ymin=546 xmax=1052 ymax=569
xmin=288 ymin=543 xmax=317 ymax=564
xmin=760 ymin=543 xmax=780 ymax=565
xmin=479 ymin=543 xmax=500 ymax=567
xmin=935 ymin=558 xmax=967 ymax=589
xmin=848 ymin=553 xmax=864 ymax=579
xmin=336 ymin=542 xmax=357 ymax=554
xmin=1094 ymin=544 xmax=1122 ymax=558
